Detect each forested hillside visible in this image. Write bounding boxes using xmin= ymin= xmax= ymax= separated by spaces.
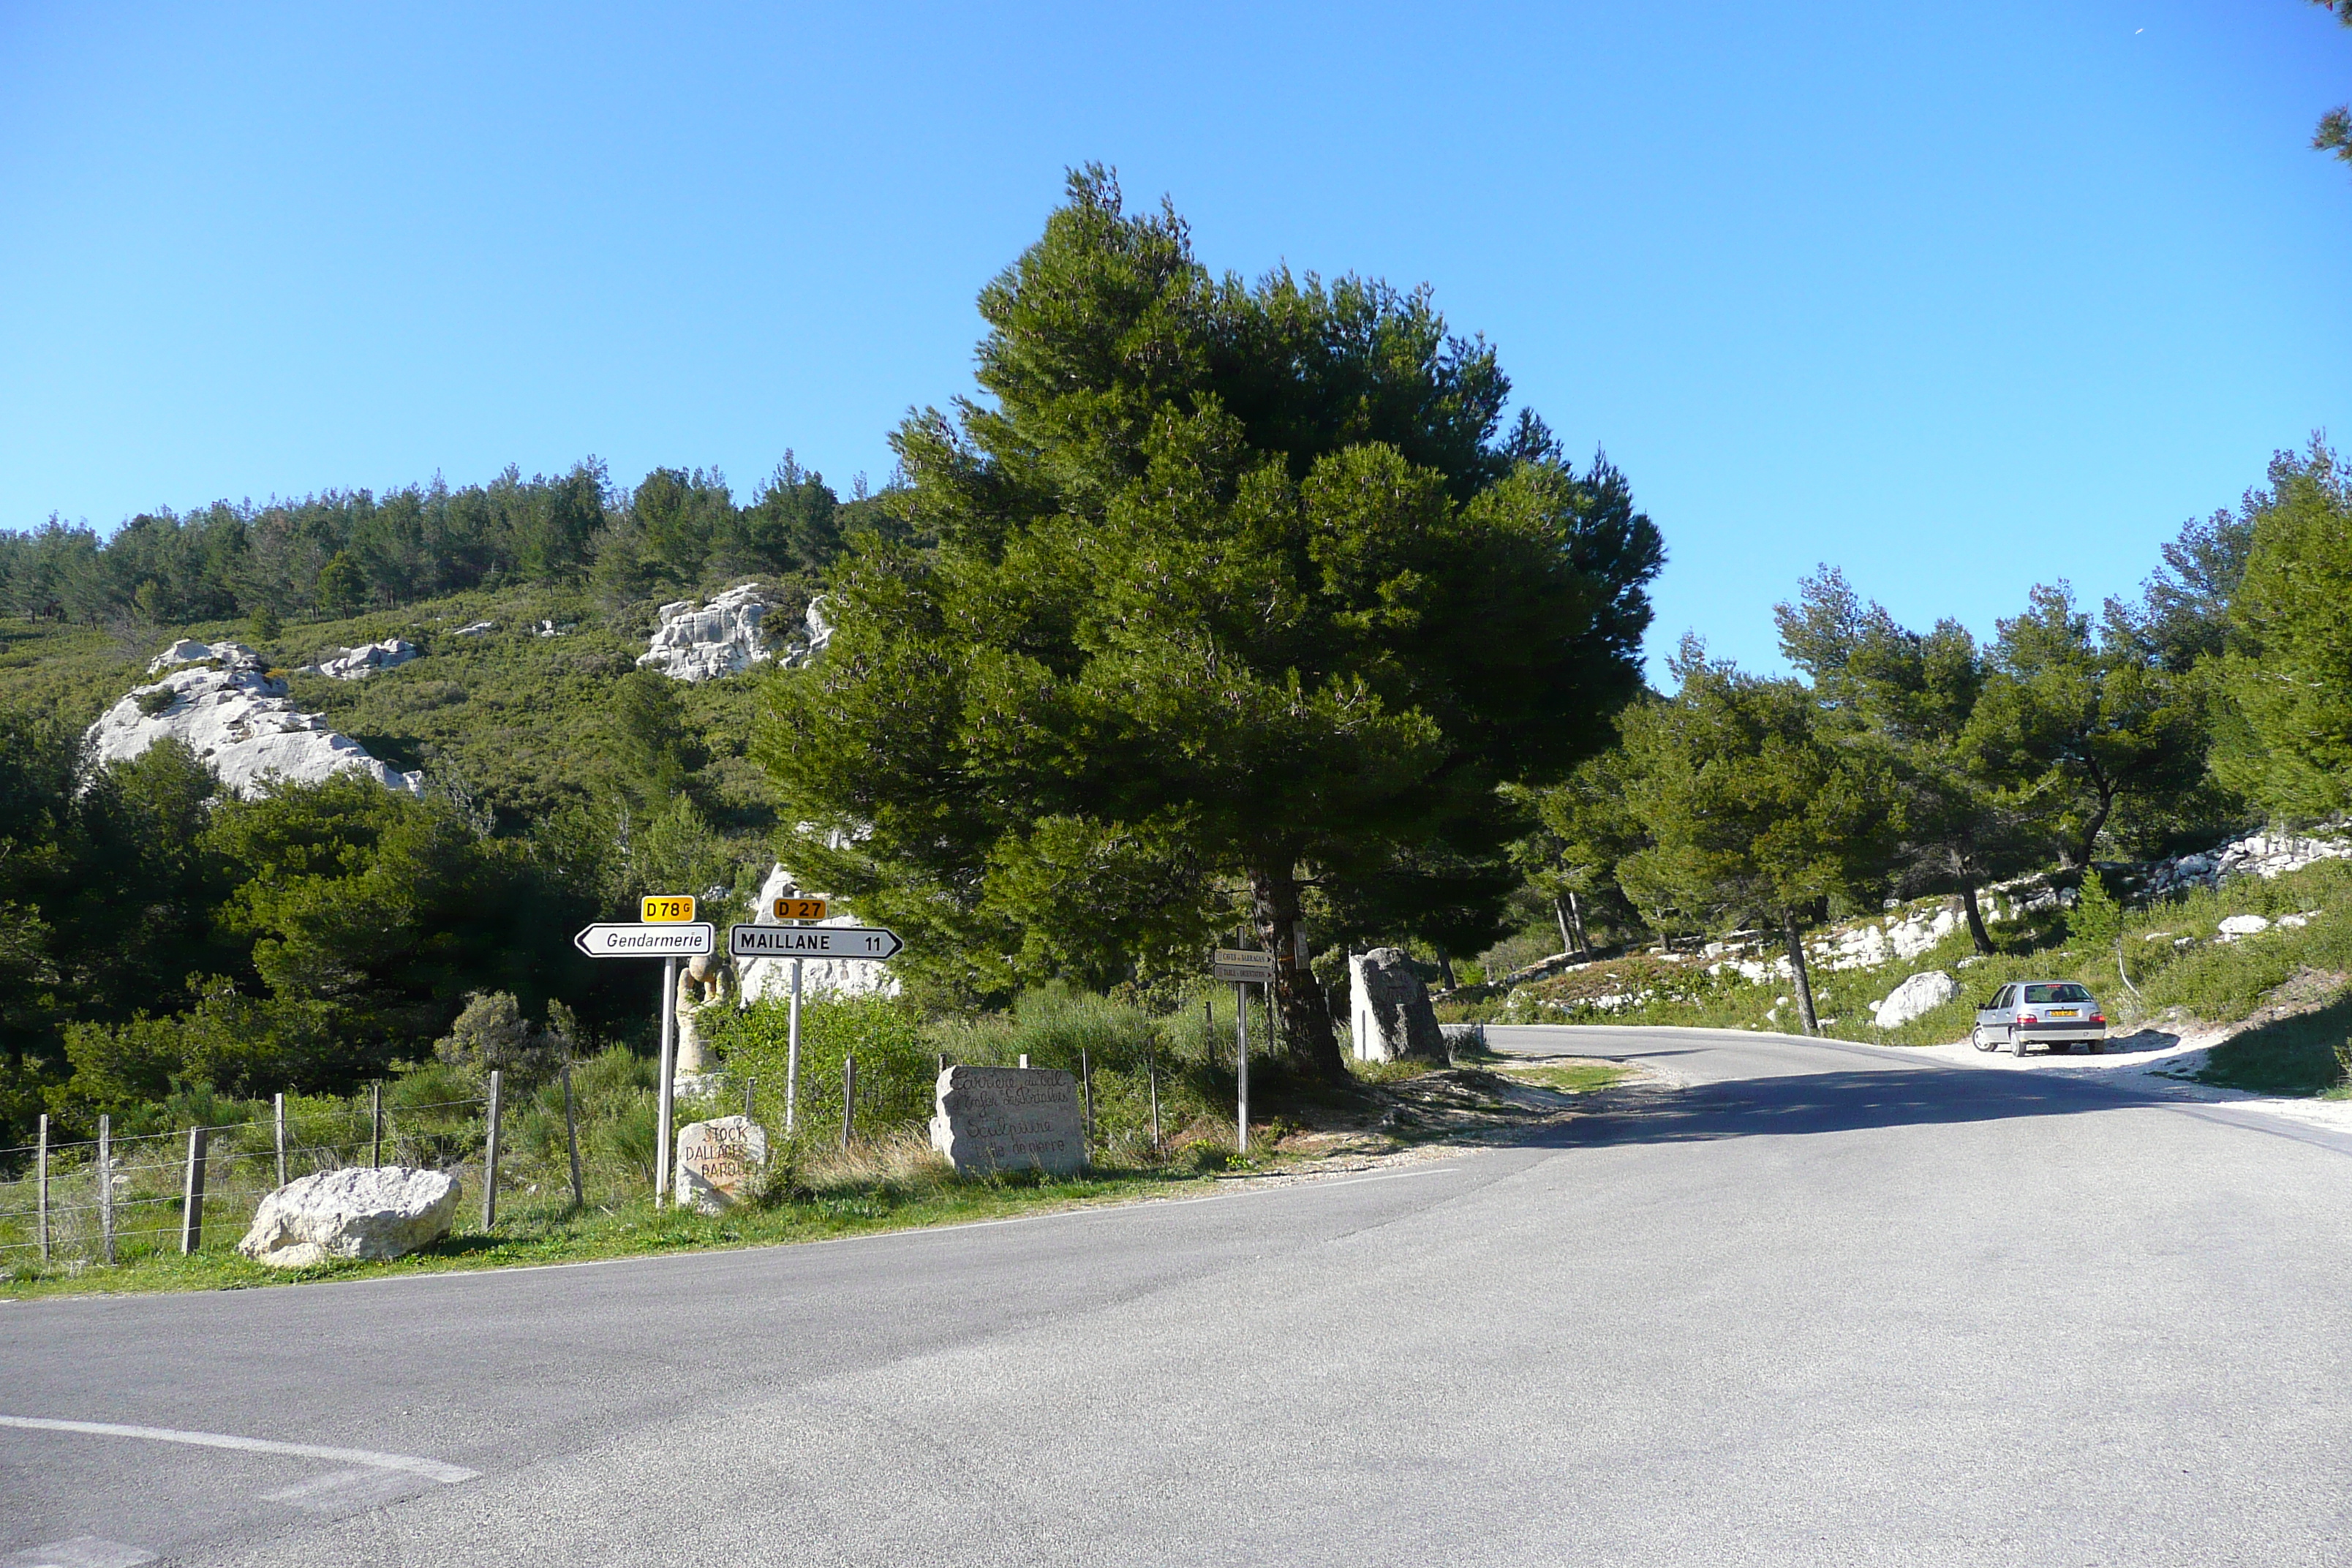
xmin=0 ymin=459 xmax=897 ymax=1143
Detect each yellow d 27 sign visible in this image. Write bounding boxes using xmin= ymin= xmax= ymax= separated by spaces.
xmin=641 ymin=894 xmax=696 ymax=923
xmin=772 ymin=896 xmax=829 ymax=921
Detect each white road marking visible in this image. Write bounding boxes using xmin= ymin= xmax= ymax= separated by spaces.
xmin=2 ymin=1537 xmax=157 ymax=1568
xmin=0 ymin=1417 xmax=478 ymax=1484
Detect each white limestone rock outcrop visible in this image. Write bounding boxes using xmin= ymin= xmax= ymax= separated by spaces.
xmin=1349 ymin=947 xmax=1447 ymax=1062
xmin=304 ymin=638 xmax=418 ymax=679
xmin=2216 ymin=913 xmax=2272 ymax=941
xmin=237 ymin=1166 xmax=461 ymax=1268
xmin=780 ymin=595 xmax=833 ymax=669
xmin=638 ymin=584 xmax=771 ymax=681
xmin=1872 ymin=970 xmax=1959 ymax=1030
xmin=86 ymin=640 xmax=425 ymax=799
xmin=2146 ymin=829 xmax=2352 ymax=900
xmin=736 ymin=862 xmax=901 ymax=1004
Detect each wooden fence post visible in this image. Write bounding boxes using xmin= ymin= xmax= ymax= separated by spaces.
xmin=273 ymin=1092 xmax=287 ymax=1188
xmin=371 ymin=1082 xmax=383 ymax=1169
xmin=562 ymin=1062 xmax=584 ymax=1210
xmin=97 ymin=1114 xmax=114 ymax=1265
xmin=840 ymin=1054 xmax=856 ymax=1152
xmin=481 ymin=1069 xmax=502 ymax=1230
xmin=1147 ymin=1041 xmax=1161 ymax=1157
xmin=742 ymin=1077 xmax=755 ymax=1120
xmin=1080 ymin=1048 xmax=1095 ymax=1149
xmin=181 ymin=1126 xmax=209 ymax=1256
xmin=35 ymin=1113 xmax=49 ymax=1264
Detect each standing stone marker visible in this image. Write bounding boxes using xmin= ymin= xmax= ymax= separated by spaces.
xmin=1349 ymin=946 xmax=1448 ymax=1062
xmin=675 ymin=1115 xmax=769 ymax=1213
xmin=930 ymin=1066 xmax=1087 ymax=1176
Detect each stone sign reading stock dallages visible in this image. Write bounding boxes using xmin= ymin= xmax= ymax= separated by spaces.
xmin=930 ymin=1066 xmax=1087 ymax=1177
xmin=675 ymin=1115 xmax=769 ymax=1213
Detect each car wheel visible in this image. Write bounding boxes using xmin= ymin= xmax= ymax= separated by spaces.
xmin=2007 ymin=1030 xmax=2026 ymax=1057
xmin=2089 ymin=1040 xmax=2104 ymax=1055
xmin=1971 ymin=1026 xmax=1996 ymax=1052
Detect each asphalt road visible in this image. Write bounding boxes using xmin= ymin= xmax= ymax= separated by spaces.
xmin=4 ymin=1025 xmax=2349 ymax=1567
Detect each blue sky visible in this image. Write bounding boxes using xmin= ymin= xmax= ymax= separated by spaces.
xmin=2 ymin=1 xmax=2345 ymax=675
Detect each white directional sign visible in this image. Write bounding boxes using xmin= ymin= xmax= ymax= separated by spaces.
xmin=729 ymin=923 xmax=903 ymax=961
xmin=1212 ymin=947 xmax=1276 ymax=983
xmin=574 ymin=921 xmax=715 ymax=958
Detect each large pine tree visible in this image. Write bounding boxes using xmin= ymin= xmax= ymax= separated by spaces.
xmin=760 ymin=168 xmax=1661 ymax=1077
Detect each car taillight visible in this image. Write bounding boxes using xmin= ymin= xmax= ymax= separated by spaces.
xmin=2091 ymin=1013 xmax=2106 ymax=1025
xmin=2018 ymin=1014 xmax=2036 ymax=1025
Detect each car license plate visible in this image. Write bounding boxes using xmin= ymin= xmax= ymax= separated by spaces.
xmin=2050 ymin=1009 xmax=2078 ymax=1017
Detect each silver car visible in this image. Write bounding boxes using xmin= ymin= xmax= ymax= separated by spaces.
xmin=1971 ymin=980 xmax=2107 ymax=1055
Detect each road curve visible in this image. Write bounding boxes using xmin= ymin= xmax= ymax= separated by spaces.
xmin=4 ymin=1025 xmax=2348 ymax=1567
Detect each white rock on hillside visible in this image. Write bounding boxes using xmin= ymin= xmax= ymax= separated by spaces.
xmin=638 ymin=584 xmax=771 ymax=681
xmin=2216 ymin=913 xmax=2272 ymax=941
xmin=735 ymin=862 xmax=901 ymax=1004
xmin=304 ymin=637 xmax=419 ymax=680
xmin=2146 ymin=829 xmax=2352 ymax=899
xmin=1872 ymin=970 xmax=1959 ymax=1030
xmin=237 ymin=1166 xmax=461 ymax=1268
xmin=86 ymin=640 xmax=424 ymax=799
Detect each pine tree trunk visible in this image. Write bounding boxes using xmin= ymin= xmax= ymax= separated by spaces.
xmin=1553 ymin=896 xmax=1575 ymax=954
xmin=1960 ymin=883 xmax=1993 ymax=955
xmin=1434 ymin=947 xmax=1458 ymax=991
xmin=1249 ymin=861 xmax=1346 ymax=1081
xmin=1567 ymin=889 xmax=1591 ymax=954
xmin=1782 ymin=912 xmax=1820 ymax=1036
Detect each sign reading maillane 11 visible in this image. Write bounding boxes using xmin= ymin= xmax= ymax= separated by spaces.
xmin=575 ymin=921 xmax=715 ymax=957
xmin=728 ymin=924 xmax=903 ymax=960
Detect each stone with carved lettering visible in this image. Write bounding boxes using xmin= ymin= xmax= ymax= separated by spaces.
xmin=929 ymin=1066 xmax=1088 ymax=1177
xmin=675 ymin=1115 xmax=769 ymax=1213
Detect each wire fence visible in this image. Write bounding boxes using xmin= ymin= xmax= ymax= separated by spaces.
xmin=0 ymin=1063 xmax=675 ymax=1268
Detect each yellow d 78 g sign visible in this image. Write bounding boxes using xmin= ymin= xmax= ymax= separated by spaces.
xmin=641 ymin=894 xmax=696 ymax=923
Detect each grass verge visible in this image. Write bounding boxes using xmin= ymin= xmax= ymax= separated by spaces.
xmin=0 ymin=1158 xmax=1223 ymax=1303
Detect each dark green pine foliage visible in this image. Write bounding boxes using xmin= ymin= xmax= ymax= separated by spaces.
xmin=758 ymin=168 xmax=1662 ymax=1077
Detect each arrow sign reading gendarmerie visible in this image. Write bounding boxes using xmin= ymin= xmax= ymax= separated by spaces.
xmin=730 ymin=923 xmax=903 ymax=961
xmin=574 ymin=921 xmax=715 ymax=958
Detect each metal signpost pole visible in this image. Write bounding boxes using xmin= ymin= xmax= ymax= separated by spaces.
xmin=1235 ymin=982 xmax=1249 ymax=1153
xmin=655 ymin=956 xmax=677 ymax=1207
xmin=35 ymin=1113 xmax=48 ymax=1264
xmin=785 ymin=957 xmax=803 ymax=1136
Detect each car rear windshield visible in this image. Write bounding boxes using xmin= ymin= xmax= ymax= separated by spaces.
xmin=2023 ymin=984 xmax=2092 ymax=1004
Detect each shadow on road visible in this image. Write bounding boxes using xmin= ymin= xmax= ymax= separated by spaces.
xmin=1505 ymin=1064 xmax=2153 ymax=1151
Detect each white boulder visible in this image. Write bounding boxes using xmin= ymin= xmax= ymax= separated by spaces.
xmin=237 ymin=1166 xmax=461 ymax=1268
xmin=304 ymin=638 xmax=418 ymax=680
xmin=452 ymin=619 xmax=497 ymax=638
xmin=2216 ymin=913 xmax=2272 ymax=941
xmin=735 ymin=862 xmax=902 ymax=1004
xmin=86 ymin=641 xmax=424 ymax=799
xmin=637 ymin=584 xmax=771 ymax=682
xmin=1872 ymin=970 xmax=1959 ymax=1030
